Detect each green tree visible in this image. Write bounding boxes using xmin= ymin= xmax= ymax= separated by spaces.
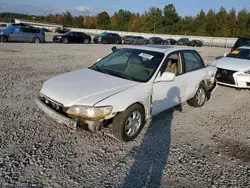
xmin=163 ymin=4 xmax=180 ymax=33
xmin=216 ymin=7 xmax=229 ymax=37
xmin=62 ymin=11 xmax=73 ymax=27
xmin=236 ymin=9 xmax=249 ymax=36
xmin=97 ymin=11 xmax=110 ymax=29
xmin=227 ymin=8 xmax=237 ymax=37
xmin=193 ymin=9 xmax=207 ymax=35
xmin=116 ymin=9 xmax=132 ymax=31
xmin=206 ymin=9 xmax=217 ymax=36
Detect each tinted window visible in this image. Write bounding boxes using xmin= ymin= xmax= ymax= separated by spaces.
xmin=226 ymin=48 xmax=250 ymax=60
xmin=183 ymin=51 xmax=204 ymax=72
xmin=90 ymin=48 xmax=164 ymax=82
xmin=234 ymin=38 xmax=250 ymax=48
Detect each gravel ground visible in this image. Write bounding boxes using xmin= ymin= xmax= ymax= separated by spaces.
xmin=0 ymin=41 xmax=249 ymax=188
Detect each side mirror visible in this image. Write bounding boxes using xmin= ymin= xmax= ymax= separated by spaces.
xmin=157 ymin=72 xmax=175 ymax=82
xmin=111 ymin=46 xmax=117 ymax=52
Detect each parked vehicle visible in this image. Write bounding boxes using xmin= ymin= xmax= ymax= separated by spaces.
xmin=122 ymin=35 xmax=133 ymax=40
xmin=231 ymin=37 xmax=250 ymax=52
xmin=53 ymin=31 xmax=91 ymax=44
xmin=36 ymin=45 xmax=218 ymax=142
xmin=123 ymin=36 xmax=148 ymax=45
xmin=211 ymin=46 xmax=250 ymax=89
xmin=93 ymin=32 xmax=122 ymax=44
xmin=188 ymin=40 xmax=203 ymax=47
xmin=165 ymin=38 xmax=177 ymax=45
xmin=177 ymin=38 xmax=189 ymax=45
xmin=147 ymin=37 xmax=168 ymax=45
xmin=55 ymin=27 xmax=71 ymax=34
xmin=0 ymin=24 xmax=45 ymax=43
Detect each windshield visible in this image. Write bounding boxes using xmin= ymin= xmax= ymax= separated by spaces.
xmin=226 ymin=48 xmax=250 ymax=60
xmin=64 ymin=31 xmax=72 ymax=35
xmin=90 ymin=48 xmax=164 ymax=82
xmin=100 ymin=32 xmax=108 ymax=36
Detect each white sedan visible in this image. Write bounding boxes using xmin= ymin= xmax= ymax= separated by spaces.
xmin=36 ymin=45 xmax=217 ymax=142
xmin=211 ymin=46 xmax=250 ymax=89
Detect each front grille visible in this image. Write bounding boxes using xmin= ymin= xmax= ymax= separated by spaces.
xmin=39 ymin=95 xmax=67 ymax=115
xmin=216 ymin=68 xmax=237 ymax=85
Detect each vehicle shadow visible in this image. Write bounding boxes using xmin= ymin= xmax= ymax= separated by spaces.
xmin=121 ymin=86 xmax=182 ymax=188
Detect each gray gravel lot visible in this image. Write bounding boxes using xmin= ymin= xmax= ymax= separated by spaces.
xmin=0 ymin=41 xmax=249 ymax=188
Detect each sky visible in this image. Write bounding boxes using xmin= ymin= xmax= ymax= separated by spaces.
xmin=0 ymin=0 xmax=250 ymax=16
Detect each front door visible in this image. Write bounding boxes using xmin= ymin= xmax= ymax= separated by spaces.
xmin=8 ymin=27 xmax=24 ymax=42
xmin=151 ymin=52 xmax=188 ymax=116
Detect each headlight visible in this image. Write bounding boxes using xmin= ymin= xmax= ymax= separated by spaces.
xmin=57 ymin=36 xmax=61 ymax=38
xmin=66 ymin=105 xmax=112 ymax=119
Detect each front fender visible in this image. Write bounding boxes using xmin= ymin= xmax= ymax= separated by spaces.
xmin=95 ymin=83 xmax=152 ymax=119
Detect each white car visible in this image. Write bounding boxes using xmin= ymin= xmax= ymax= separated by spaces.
xmin=211 ymin=46 xmax=250 ymax=89
xmin=36 ymin=45 xmax=217 ymax=142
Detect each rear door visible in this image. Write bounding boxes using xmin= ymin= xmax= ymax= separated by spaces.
xmin=21 ymin=27 xmax=34 ymax=42
xmin=181 ymin=50 xmax=207 ymax=100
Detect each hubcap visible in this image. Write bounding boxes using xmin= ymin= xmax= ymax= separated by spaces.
xmin=125 ymin=111 xmax=142 ymax=137
xmin=196 ymin=88 xmax=206 ymax=105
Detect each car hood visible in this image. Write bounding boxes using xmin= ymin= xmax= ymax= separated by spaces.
xmin=40 ymin=68 xmax=139 ymax=107
xmin=214 ymin=57 xmax=250 ymax=71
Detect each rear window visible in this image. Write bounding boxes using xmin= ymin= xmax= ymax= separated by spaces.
xmin=226 ymin=48 xmax=250 ymax=60
xmin=234 ymin=38 xmax=250 ymax=48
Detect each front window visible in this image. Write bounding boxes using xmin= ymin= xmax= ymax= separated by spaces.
xmin=226 ymin=48 xmax=250 ymax=60
xmin=90 ymin=48 xmax=164 ymax=82
xmin=64 ymin=31 xmax=72 ymax=36
xmin=100 ymin=32 xmax=108 ymax=37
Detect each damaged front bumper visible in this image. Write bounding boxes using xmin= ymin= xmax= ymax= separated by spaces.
xmin=35 ymin=98 xmax=103 ymax=132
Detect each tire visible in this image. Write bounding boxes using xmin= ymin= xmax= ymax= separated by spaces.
xmin=62 ymin=38 xmax=68 ymax=44
xmin=1 ymin=35 xmax=8 ymax=43
xmin=187 ymin=83 xmax=208 ymax=107
xmin=112 ymin=104 xmax=146 ymax=142
xmin=143 ymin=41 xmax=147 ymax=45
xmin=83 ymin=38 xmax=89 ymax=44
xmin=33 ymin=37 xmax=40 ymax=43
xmin=131 ymin=40 xmax=136 ymax=45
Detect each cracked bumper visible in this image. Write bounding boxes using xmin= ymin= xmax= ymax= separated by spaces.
xmin=36 ymin=98 xmax=77 ymax=131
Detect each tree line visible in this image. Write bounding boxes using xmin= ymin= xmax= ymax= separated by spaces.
xmin=1 ymin=4 xmax=250 ymax=37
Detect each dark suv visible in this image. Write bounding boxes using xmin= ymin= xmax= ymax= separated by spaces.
xmin=177 ymin=38 xmax=189 ymax=45
xmin=93 ymin=32 xmax=122 ymax=44
xmin=231 ymin=37 xmax=250 ymax=52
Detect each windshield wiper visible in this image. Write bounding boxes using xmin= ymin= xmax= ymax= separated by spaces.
xmin=101 ymin=68 xmax=135 ymax=81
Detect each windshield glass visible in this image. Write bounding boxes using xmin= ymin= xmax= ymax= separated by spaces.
xmin=64 ymin=31 xmax=72 ymax=35
xmin=226 ymin=48 xmax=250 ymax=60
xmin=100 ymin=32 xmax=108 ymax=36
xmin=90 ymin=48 xmax=164 ymax=82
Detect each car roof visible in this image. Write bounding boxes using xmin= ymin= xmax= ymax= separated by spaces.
xmin=120 ymin=45 xmax=194 ymax=53
xmin=238 ymin=46 xmax=250 ymax=50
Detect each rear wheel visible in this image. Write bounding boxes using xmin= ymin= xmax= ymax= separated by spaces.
xmin=33 ymin=37 xmax=40 ymax=43
xmin=83 ymin=38 xmax=89 ymax=44
xmin=187 ymin=83 xmax=207 ymax=107
xmin=1 ymin=35 xmax=8 ymax=43
xmin=62 ymin=38 xmax=68 ymax=44
xmin=112 ymin=104 xmax=145 ymax=142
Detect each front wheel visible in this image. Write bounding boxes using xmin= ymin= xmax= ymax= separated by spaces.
xmin=112 ymin=104 xmax=145 ymax=142
xmin=187 ymin=83 xmax=207 ymax=107
xmin=1 ymin=35 xmax=8 ymax=43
